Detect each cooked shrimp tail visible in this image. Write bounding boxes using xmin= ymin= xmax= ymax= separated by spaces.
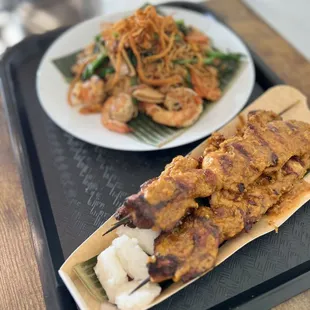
xmin=101 ymin=93 xmax=137 ymax=133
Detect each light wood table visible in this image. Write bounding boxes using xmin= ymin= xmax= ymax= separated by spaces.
xmin=1 ymin=0 xmax=310 ymax=309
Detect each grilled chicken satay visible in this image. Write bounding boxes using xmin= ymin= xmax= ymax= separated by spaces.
xmin=117 ymin=112 xmax=310 ymax=232
xmin=148 ymin=154 xmax=310 ymax=283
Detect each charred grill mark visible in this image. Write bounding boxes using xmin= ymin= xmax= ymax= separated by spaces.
xmin=232 ymin=142 xmax=251 ymax=159
xmin=271 ymin=153 xmax=279 ymax=166
xmin=273 ymin=189 xmax=279 ymax=195
xmin=238 ymin=207 xmax=245 ymax=219
xmin=219 ymin=155 xmax=233 ymax=174
xmin=181 ymin=270 xmax=203 ymax=283
xmin=238 ymin=207 xmax=253 ymax=232
xmin=115 ymin=205 xmax=131 ymax=220
xmin=285 ymin=121 xmax=298 ymax=131
xmin=175 ymin=179 xmax=191 ymax=192
xmin=248 ymin=110 xmax=259 ymax=117
xmin=267 ymin=123 xmax=279 ymax=133
xmin=264 ymin=175 xmax=272 ymax=181
xmin=204 ymin=169 xmax=217 ymax=185
xmin=213 ymin=207 xmax=226 ymax=218
xmin=247 ymin=198 xmax=257 ymax=205
xmin=244 ymin=220 xmax=254 ymax=232
xmin=238 ymin=183 xmax=245 ymax=193
xmin=198 ymin=156 xmax=204 ymax=166
xmin=266 ymin=124 xmax=286 ymax=145
xmin=248 ymin=123 xmax=271 ymax=148
xmin=291 ymin=155 xmax=304 ymax=166
xmin=148 ymin=255 xmax=179 ymax=282
xmin=122 ymin=194 xmax=155 ymax=228
xmin=282 ymin=163 xmax=299 ymax=176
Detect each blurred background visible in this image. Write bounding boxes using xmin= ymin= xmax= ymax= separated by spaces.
xmin=0 ymin=0 xmax=309 ymax=61
xmin=0 ymin=0 xmax=200 ymax=54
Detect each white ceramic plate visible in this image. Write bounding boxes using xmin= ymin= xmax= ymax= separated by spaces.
xmin=36 ymin=7 xmax=255 ymax=151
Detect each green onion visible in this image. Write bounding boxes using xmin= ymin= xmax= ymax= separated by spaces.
xmin=206 ymin=50 xmax=243 ymax=61
xmin=126 ymin=48 xmax=137 ymax=67
xmin=176 ymin=19 xmax=189 ymax=35
xmin=98 ymin=67 xmax=115 ymax=78
xmin=154 ymin=33 xmax=159 ymax=40
xmin=185 ymin=69 xmax=192 ymax=88
xmin=94 ymin=34 xmax=101 ymax=42
xmin=82 ymin=51 xmax=108 ymax=80
xmin=130 ymin=76 xmax=138 ymax=86
xmin=132 ymin=97 xmax=138 ymax=105
xmin=173 ymin=52 xmax=243 ymax=66
xmin=112 ymin=32 xmax=120 ymax=39
xmin=175 ymin=34 xmax=183 ymax=42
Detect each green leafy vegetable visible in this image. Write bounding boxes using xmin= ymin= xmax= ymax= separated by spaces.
xmin=173 ymin=51 xmax=243 ymax=66
xmin=175 ymin=34 xmax=183 ymax=42
xmin=82 ymin=51 xmax=108 ymax=80
xmin=206 ymin=50 xmax=243 ymax=61
xmin=98 ymin=67 xmax=115 ymax=78
xmin=216 ymin=59 xmax=241 ymax=90
xmin=112 ymin=32 xmax=120 ymax=39
xmin=73 ymin=256 xmax=107 ymax=302
xmin=95 ymin=34 xmax=102 ymax=42
xmin=126 ymin=48 xmax=138 ymax=67
xmin=130 ymin=76 xmax=138 ymax=86
xmin=176 ymin=19 xmax=189 ymax=35
xmin=185 ymin=69 xmax=192 ymax=88
xmin=52 ymin=50 xmax=82 ymax=83
xmin=132 ymin=97 xmax=139 ymax=105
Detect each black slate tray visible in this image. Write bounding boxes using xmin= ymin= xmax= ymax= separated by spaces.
xmin=2 ymin=2 xmax=310 ymax=310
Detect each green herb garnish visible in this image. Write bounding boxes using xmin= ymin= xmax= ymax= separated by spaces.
xmin=173 ymin=51 xmax=243 ymax=66
xmin=175 ymin=34 xmax=183 ymax=42
xmin=94 ymin=34 xmax=101 ymax=42
xmin=126 ymin=48 xmax=137 ymax=67
xmin=112 ymin=32 xmax=120 ymax=39
xmin=185 ymin=69 xmax=192 ymax=88
xmin=130 ymin=76 xmax=138 ymax=86
xmin=98 ymin=67 xmax=115 ymax=78
xmin=82 ymin=51 xmax=108 ymax=80
xmin=176 ymin=19 xmax=189 ymax=35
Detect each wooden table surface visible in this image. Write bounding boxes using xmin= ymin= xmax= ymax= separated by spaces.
xmin=1 ymin=0 xmax=310 ymax=309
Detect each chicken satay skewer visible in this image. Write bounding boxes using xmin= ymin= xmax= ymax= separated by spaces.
xmin=129 ymin=155 xmax=310 ymax=293
xmin=147 ymin=154 xmax=310 ymax=284
xmin=104 ymin=110 xmax=310 ymax=235
xmin=116 ymin=116 xmax=310 ymax=232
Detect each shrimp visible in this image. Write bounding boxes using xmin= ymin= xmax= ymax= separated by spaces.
xmin=101 ymin=93 xmax=137 ymax=133
xmin=70 ymin=76 xmax=106 ymax=111
xmin=139 ymin=88 xmax=203 ymax=128
xmin=185 ymin=28 xmax=209 ymax=48
xmin=191 ymin=68 xmax=222 ymax=102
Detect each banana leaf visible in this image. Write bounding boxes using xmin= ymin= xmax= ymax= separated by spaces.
xmin=73 ymin=256 xmax=107 ymax=302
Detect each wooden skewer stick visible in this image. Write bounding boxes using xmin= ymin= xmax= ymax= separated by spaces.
xmin=129 ymin=277 xmax=151 ymax=295
xmin=102 ymin=215 xmax=131 ymax=236
xmin=278 ymin=100 xmax=301 ymax=116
